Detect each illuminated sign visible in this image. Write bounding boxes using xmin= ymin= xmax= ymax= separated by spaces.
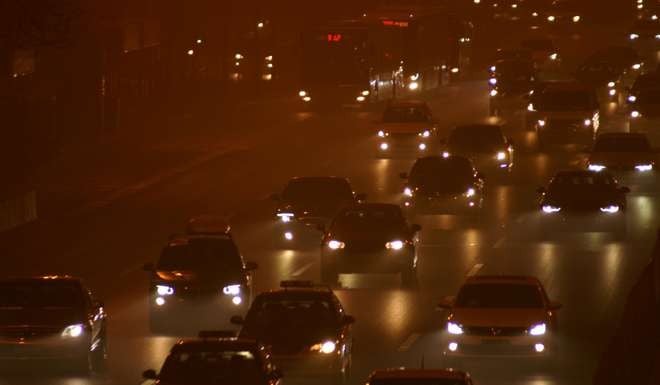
xmin=327 ymin=33 xmax=343 ymax=42
xmin=382 ymin=20 xmax=409 ymax=28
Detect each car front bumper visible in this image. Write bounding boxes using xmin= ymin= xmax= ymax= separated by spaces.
xmin=444 ymin=334 xmax=551 ymax=357
xmin=322 ymin=249 xmax=415 ymax=274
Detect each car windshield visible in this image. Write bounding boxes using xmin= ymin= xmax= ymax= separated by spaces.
xmin=637 ymin=88 xmax=660 ymax=103
xmin=549 ymin=173 xmax=616 ymax=191
xmin=282 ymin=179 xmax=353 ymax=203
xmin=244 ymin=296 xmax=340 ymax=332
xmin=455 ymin=284 xmax=544 ymax=308
xmin=383 ymin=106 xmax=430 ymax=123
xmin=159 ymin=350 xmax=263 ymax=385
xmin=409 ymin=158 xmax=474 ymax=190
xmin=0 ymin=281 xmax=84 ymax=309
xmin=535 ymin=90 xmax=594 ymax=110
xmin=594 ymin=136 xmax=651 ymax=152
xmin=449 ymin=126 xmax=506 ymax=151
xmin=333 ymin=206 xmax=405 ymax=228
xmin=370 ymin=380 xmax=467 ymax=385
xmin=158 ymin=239 xmax=243 ymax=274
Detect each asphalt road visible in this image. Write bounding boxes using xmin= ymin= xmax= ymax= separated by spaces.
xmin=1 ymin=20 xmax=656 ymax=385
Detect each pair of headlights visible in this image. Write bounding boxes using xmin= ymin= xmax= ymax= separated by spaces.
xmin=327 ymin=240 xmax=405 ymax=250
xmin=589 ymin=164 xmax=653 ymax=173
xmin=447 ymin=322 xmax=546 ymax=336
xmin=542 ymin=204 xmax=621 ymax=214
xmin=403 ymin=187 xmax=476 ymax=198
xmin=156 ymin=284 xmax=241 ymax=296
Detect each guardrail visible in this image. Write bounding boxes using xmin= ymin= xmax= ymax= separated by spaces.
xmin=0 ymin=190 xmax=37 ymax=232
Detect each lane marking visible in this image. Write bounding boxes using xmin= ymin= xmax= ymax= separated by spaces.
xmin=398 ymin=333 xmax=421 ymax=352
xmin=466 ymin=263 xmax=484 ymax=277
xmin=291 ymin=262 xmax=314 ymax=277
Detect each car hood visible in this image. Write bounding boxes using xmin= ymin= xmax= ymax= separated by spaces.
xmin=243 ymin=325 xmax=338 ymax=355
xmin=156 ymin=270 xmax=242 ymax=287
xmin=452 ymin=308 xmax=547 ymax=328
xmin=410 ymin=180 xmax=471 ymax=196
xmin=589 ymin=152 xmax=654 ymax=167
xmin=544 ymin=189 xmax=621 ymax=209
xmin=329 ymin=227 xmax=407 ymax=244
xmin=0 ymin=308 xmax=83 ymax=328
xmin=279 ymin=201 xmax=350 ymax=219
xmin=380 ymin=122 xmax=432 ymax=134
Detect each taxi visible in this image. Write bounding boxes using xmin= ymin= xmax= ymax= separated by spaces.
xmin=375 ymin=100 xmax=438 ymax=155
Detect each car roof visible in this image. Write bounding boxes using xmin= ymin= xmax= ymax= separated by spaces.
xmin=172 ymin=337 xmax=263 ymax=354
xmin=464 ymin=275 xmax=542 ymax=286
xmin=369 ymin=368 xmax=469 ymax=381
xmin=167 ymin=233 xmax=234 ymax=247
xmin=186 ymin=215 xmax=231 ymax=236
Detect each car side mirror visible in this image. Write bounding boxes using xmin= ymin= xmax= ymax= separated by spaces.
xmin=536 ymin=187 xmax=546 ymax=194
xmin=142 ymin=369 xmax=158 ymax=380
xmin=411 ymin=224 xmax=422 ymax=233
xmin=245 ymin=262 xmax=258 ymax=271
xmin=230 ymin=315 xmax=245 ymax=325
xmin=620 ymin=186 xmax=631 ymax=194
xmin=143 ymin=262 xmax=155 ymax=272
xmin=436 ymin=296 xmax=455 ymax=311
xmin=355 ymin=193 xmax=367 ymax=203
xmin=399 ymin=172 xmax=409 ymax=180
xmin=343 ymin=315 xmax=356 ymax=325
xmin=549 ymin=301 xmax=563 ymax=311
xmin=270 ymin=193 xmax=281 ymax=201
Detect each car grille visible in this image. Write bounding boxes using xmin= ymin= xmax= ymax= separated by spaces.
xmin=0 ymin=327 xmax=61 ymax=340
xmin=345 ymin=241 xmax=386 ymax=253
xmin=463 ymin=326 xmax=528 ymax=337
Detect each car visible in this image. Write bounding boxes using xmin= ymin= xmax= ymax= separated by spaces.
xmin=542 ymin=0 xmax=584 ymax=26
xmin=536 ymin=170 xmax=629 ymax=237
xmin=576 ymin=46 xmax=641 ymax=102
xmin=628 ymin=17 xmax=660 ymax=51
xmin=488 ymin=58 xmax=537 ymax=115
xmin=521 ymin=38 xmax=560 ymax=69
xmin=443 ymin=124 xmax=514 ymax=172
xmin=320 ymin=203 xmax=421 ymax=287
xmin=0 ymin=276 xmax=107 ymax=373
xmin=400 ymin=156 xmax=485 ymax=214
xmin=272 ymin=177 xmax=364 ymax=245
xmin=628 ymin=85 xmax=660 ymax=130
xmin=143 ymin=220 xmax=258 ymax=334
xmin=141 ymin=332 xmax=283 ymax=385
xmin=437 ymin=275 xmax=561 ymax=358
xmin=526 ymin=82 xmax=600 ymax=148
xmin=230 ymin=281 xmax=355 ymax=384
xmin=366 ymin=368 xmax=475 ymax=385
xmin=375 ymin=100 xmax=437 ymax=155
xmin=588 ymin=133 xmax=655 ymax=175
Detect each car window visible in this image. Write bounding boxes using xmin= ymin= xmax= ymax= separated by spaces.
xmin=158 ymin=239 xmax=243 ymax=274
xmin=244 ymin=296 xmax=341 ymax=333
xmin=334 ymin=206 xmax=405 ymax=228
xmin=535 ymin=90 xmax=596 ymax=110
xmin=409 ymin=158 xmax=475 ymax=188
xmin=455 ymin=284 xmax=544 ymax=308
xmin=159 ymin=350 xmax=264 ymax=384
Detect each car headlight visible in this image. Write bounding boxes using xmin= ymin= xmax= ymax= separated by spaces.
xmin=496 ymin=151 xmax=507 ymax=161
xmin=404 ymin=187 xmax=414 ymax=197
xmin=408 ymin=81 xmax=419 ymax=91
xmin=361 ymin=90 xmax=370 ymax=96
xmin=655 ymin=34 xmax=660 ymax=40
xmin=607 ymin=81 xmax=616 ymax=88
xmin=600 ymin=205 xmax=620 ymax=214
xmin=490 ymin=65 xmax=496 ymax=72
xmin=527 ymin=103 xmax=535 ymax=112
xmin=549 ymin=53 xmax=558 ymax=61
xmin=298 ymin=90 xmax=307 ymax=97
xmin=328 ymin=240 xmax=345 ymax=250
xmin=529 ymin=323 xmax=546 ymax=336
xmin=490 ymin=89 xmax=498 ymax=97
xmin=632 ymin=63 xmax=642 ymax=70
xmin=628 ymin=95 xmax=637 ymax=103
xmin=61 ymin=324 xmax=85 ymax=339
xmin=310 ymin=341 xmax=336 ymax=354
xmin=630 ymin=33 xmax=639 ymax=40
xmin=588 ymin=164 xmax=606 ymax=172
xmin=156 ymin=285 xmax=174 ymax=296
xmin=419 ymin=130 xmax=431 ymax=138
xmin=631 ymin=110 xmax=641 ymax=118
xmin=378 ymin=130 xmax=388 ymax=138
xmin=489 ymin=77 xmax=497 ymax=85
xmin=277 ymin=212 xmax=294 ymax=222
xmin=302 ymin=96 xmax=312 ymax=103
xmin=222 ymin=285 xmax=241 ymax=296
xmin=635 ymin=164 xmax=653 ymax=172
xmin=584 ymin=119 xmax=592 ymax=127
xmin=356 ymin=95 xmax=366 ymax=103
xmin=442 ymin=151 xmax=450 ymax=158
xmin=385 ymin=240 xmax=405 ymax=250
xmin=447 ymin=322 xmax=464 ymax=335
xmin=547 ymin=15 xmax=555 ymax=22
xmin=465 ymin=188 xmax=476 ymax=198
xmin=410 ymin=73 xmax=420 ymax=81
xmin=572 ymin=15 xmax=581 ymax=22
xmin=542 ymin=205 xmax=561 ymax=213
xmin=537 ymin=119 xmax=546 ymax=127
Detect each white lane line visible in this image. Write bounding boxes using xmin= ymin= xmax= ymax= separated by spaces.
xmin=493 ymin=237 xmax=506 ymax=249
xmin=466 ymin=263 xmax=484 ymax=277
xmin=397 ymin=333 xmax=421 ymax=352
xmin=291 ymin=262 xmax=314 ymax=277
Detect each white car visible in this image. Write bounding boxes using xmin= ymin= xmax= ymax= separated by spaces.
xmin=376 ymin=100 xmax=437 ymax=155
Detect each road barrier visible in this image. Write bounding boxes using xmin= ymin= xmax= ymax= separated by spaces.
xmin=0 ymin=190 xmax=37 ymax=232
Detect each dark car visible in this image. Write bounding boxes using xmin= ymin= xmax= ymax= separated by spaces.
xmin=537 ymin=170 xmax=629 ymax=237
xmin=400 ymin=156 xmax=485 ymax=214
xmin=144 ymin=224 xmax=258 ymax=334
xmin=320 ymin=204 xmax=421 ymax=287
xmin=0 ymin=276 xmax=107 ymax=373
xmin=444 ymin=124 xmax=514 ymax=172
xmin=488 ymin=58 xmax=537 ymax=115
xmin=576 ymin=46 xmax=641 ymax=101
xmin=272 ymin=177 xmax=363 ymax=246
xmin=366 ymin=368 xmax=475 ymax=385
xmin=142 ymin=333 xmax=283 ymax=385
xmin=231 ymin=281 xmax=354 ymax=384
